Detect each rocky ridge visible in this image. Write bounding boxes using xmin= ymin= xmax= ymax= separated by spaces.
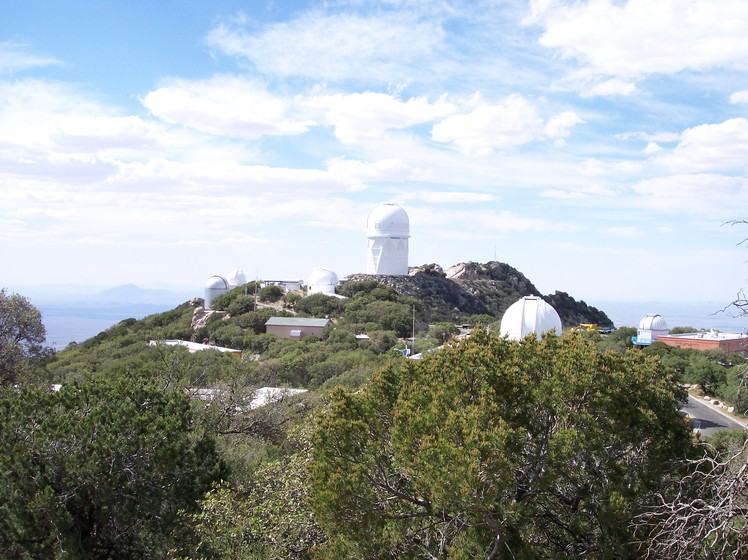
xmin=345 ymin=261 xmax=612 ymax=327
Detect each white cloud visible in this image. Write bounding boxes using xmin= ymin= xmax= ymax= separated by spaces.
xmin=142 ymin=76 xmax=311 ymax=139
xmin=309 ymin=91 xmax=455 ymax=144
xmin=206 ymin=11 xmax=444 ymax=83
xmin=731 ymin=89 xmax=748 ymax=104
xmin=399 ymin=191 xmax=500 ymax=204
xmin=544 ymin=110 xmax=584 ymax=144
xmin=431 ymin=94 xmax=544 ymax=155
xmin=631 ymin=173 xmax=748 ymax=216
xmin=643 ymin=142 xmax=662 ymax=155
xmin=528 ymin=0 xmax=748 ymax=87
xmin=577 ymin=158 xmax=643 ymax=177
xmin=326 ymin=157 xmax=431 ymax=189
xmin=584 ymin=78 xmax=637 ymax=97
xmin=0 ymin=42 xmax=60 ymax=73
xmin=541 ymin=184 xmax=618 ymax=198
xmin=655 ymin=118 xmax=748 ymax=172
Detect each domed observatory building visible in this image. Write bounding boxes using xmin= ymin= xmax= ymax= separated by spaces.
xmin=226 ymin=269 xmax=247 ymax=289
xmin=366 ymin=203 xmax=410 ymax=276
xmin=204 ymin=275 xmax=230 ymax=310
xmin=499 ymin=296 xmax=563 ymax=341
xmin=307 ymin=267 xmax=338 ymax=295
xmin=632 ymin=314 xmax=669 ymax=346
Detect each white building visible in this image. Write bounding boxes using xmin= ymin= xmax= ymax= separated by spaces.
xmin=226 ymin=269 xmax=247 ymax=288
xmin=204 ymin=275 xmax=230 ymax=310
xmin=307 ymin=267 xmax=338 ymax=295
xmin=366 ymin=203 xmax=410 ymax=276
xmin=500 ymin=296 xmax=563 ymax=340
xmin=632 ymin=314 xmax=669 ymax=346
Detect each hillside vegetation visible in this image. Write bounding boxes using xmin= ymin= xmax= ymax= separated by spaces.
xmin=3 ymin=265 xmax=747 ymax=559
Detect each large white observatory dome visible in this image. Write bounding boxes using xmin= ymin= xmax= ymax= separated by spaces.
xmin=638 ymin=314 xmax=668 ymax=331
xmin=366 ymin=203 xmax=410 ymax=275
xmin=500 ymin=296 xmax=562 ymax=341
xmin=204 ymin=275 xmax=230 ymax=310
xmin=307 ymin=268 xmax=338 ymax=295
xmin=227 ymin=269 xmax=247 ymax=288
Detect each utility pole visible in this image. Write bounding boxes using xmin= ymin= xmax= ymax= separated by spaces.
xmin=412 ymin=304 xmax=416 ymax=357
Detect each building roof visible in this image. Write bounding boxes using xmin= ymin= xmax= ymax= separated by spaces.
xmin=265 ymin=317 xmax=331 ymax=327
xmin=149 ymin=339 xmax=241 ymax=354
xmin=659 ymin=330 xmax=746 ymax=342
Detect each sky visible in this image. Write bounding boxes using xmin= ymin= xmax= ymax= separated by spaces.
xmin=2 ymin=0 xmax=748 ymax=307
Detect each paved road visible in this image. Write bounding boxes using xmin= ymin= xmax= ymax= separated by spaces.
xmin=680 ymin=396 xmax=746 ymax=437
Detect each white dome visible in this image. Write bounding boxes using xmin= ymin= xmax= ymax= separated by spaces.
xmin=205 ymin=275 xmax=229 ymax=290
xmin=638 ymin=314 xmax=668 ymax=331
xmin=307 ymin=268 xmax=338 ymax=295
xmin=204 ymin=275 xmax=230 ymax=309
xmin=500 ymin=296 xmax=562 ymax=341
xmin=227 ymin=269 xmax=247 ymax=288
xmin=366 ymin=203 xmax=410 ymax=239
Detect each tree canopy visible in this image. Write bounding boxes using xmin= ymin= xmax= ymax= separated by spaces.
xmin=0 ymin=289 xmax=50 ymax=385
xmin=0 ymin=371 xmax=226 ymax=559
xmin=311 ymin=329 xmax=695 ymax=559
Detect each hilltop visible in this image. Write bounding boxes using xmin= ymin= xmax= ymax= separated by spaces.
xmin=346 ymin=261 xmax=612 ymax=327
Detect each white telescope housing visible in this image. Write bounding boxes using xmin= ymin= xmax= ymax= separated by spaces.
xmin=500 ymin=296 xmax=562 ymax=340
xmin=366 ymin=203 xmax=410 ymax=275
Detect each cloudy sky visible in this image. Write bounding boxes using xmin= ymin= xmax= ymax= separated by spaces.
xmin=2 ymin=0 xmax=748 ymax=306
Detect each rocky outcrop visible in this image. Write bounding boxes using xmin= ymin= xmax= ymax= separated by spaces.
xmin=344 ymin=261 xmax=613 ymax=327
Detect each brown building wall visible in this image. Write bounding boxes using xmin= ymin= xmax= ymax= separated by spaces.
xmin=657 ymin=336 xmax=747 ymax=355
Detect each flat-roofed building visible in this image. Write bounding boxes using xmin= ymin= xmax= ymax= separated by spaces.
xmin=656 ymin=330 xmax=748 ymax=356
xmin=265 ymin=317 xmax=331 ymax=340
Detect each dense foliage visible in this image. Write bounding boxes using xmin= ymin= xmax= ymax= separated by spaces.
xmin=0 ymin=372 xmax=226 ymax=558
xmin=0 ymin=289 xmax=52 ymax=385
xmin=311 ymin=330 xmax=696 ymax=559
xmin=3 ymin=278 xmax=747 ymax=559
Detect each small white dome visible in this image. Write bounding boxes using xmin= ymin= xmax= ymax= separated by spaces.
xmin=307 ymin=267 xmax=338 ymax=295
xmin=366 ymin=203 xmax=410 ymax=239
xmin=638 ymin=314 xmax=668 ymax=331
xmin=227 ymin=269 xmax=247 ymax=288
xmin=500 ymin=296 xmax=562 ymax=341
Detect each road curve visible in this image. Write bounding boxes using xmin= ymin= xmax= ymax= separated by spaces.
xmin=680 ymin=396 xmax=747 ymax=437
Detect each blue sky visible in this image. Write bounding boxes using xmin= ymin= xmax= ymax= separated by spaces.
xmin=2 ymin=0 xmax=748 ymax=306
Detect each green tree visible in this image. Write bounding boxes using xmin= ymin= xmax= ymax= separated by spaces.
xmin=311 ymin=330 xmax=694 ymax=559
xmin=259 ymin=285 xmax=285 ymax=303
xmin=685 ymin=354 xmax=727 ymax=395
xmin=669 ymin=326 xmax=697 ymax=334
xmin=295 ymin=293 xmax=345 ymax=318
xmin=428 ymin=322 xmax=460 ymax=344
xmin=0 ymin=289 xmax=51 ymax=385
xmin=0 ymin=372 xmax=226 ymax=559
xmin=182 ymin=428 xmax=325 ymax=560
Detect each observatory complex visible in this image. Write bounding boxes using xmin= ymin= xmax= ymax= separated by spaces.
xmin=203 ymin=202 xmax=411 ymax=307
xmin=366 ymin=203 xmax=410 ymax=276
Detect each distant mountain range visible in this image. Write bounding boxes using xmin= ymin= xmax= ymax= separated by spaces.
xmin=15 ymin=284 xmax=196 ymax=308
xmin=94 ymin=284 xmax=195 ymax=306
